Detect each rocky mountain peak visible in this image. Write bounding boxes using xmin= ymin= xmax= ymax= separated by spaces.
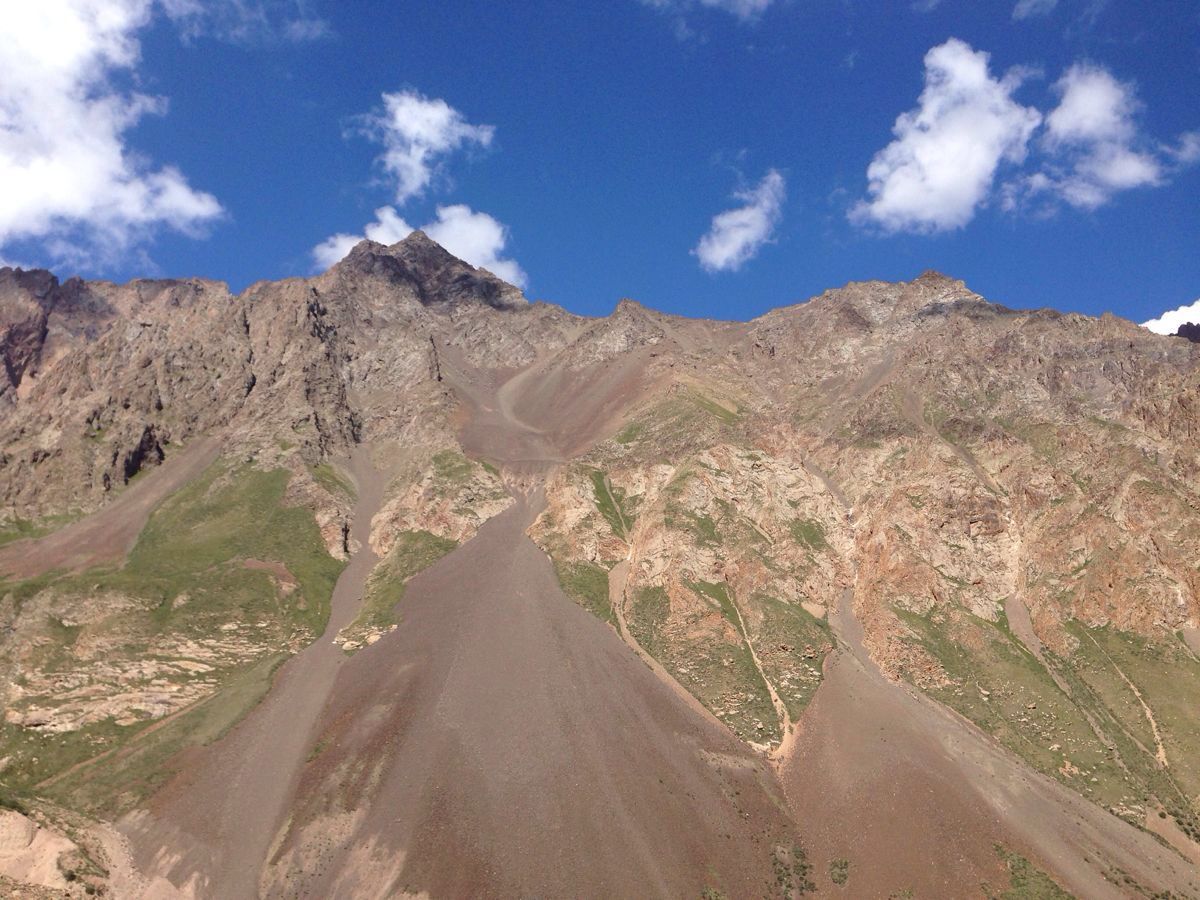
xmin=332 ymin=232 xmax=527 ymax=311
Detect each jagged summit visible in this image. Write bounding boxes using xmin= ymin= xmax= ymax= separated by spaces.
xmin=332 ymin=231 xmax=527 ymax=311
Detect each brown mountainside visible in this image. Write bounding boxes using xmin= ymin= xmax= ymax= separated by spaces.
xmin=2 ymin=233 xmax=1200 ymax=898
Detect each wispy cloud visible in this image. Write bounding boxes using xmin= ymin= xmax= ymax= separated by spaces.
xmin=355 ymin=90 xmax=495 ymax=205
xmin=160 ymin=0 xmax=330 ymax=44
xmin=693 ymin=169 xmax=785 ymax=272
xmin=640 ymin=0 xmax=774 ymax=29
xmin=1012 ymin=0 xmax=1058 ymax=20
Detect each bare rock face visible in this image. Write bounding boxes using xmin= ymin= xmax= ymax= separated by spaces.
xmin=4 ymin=234 xmax=1200 ymax=897
xmin=1175 ymin=321 xmax=1200 ymax=343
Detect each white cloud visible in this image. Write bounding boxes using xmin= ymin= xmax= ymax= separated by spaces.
xmin=357 ymin=90 xmax=494 ymax=205
xmin=855 ymin=42 xmax=1198 ymax=232
xmin=1169 ymin=131 xmax=1200 ymax=165
xmin=640 ymin=0 xmax=773 ymax=24
xmin=1037 ymin=64 xmax=1161 ymax=208
xmin=1012 ymin=0 xmax=1057 ymax=20
xmin=1142 ymin=299 xmax=1200 ymax=335
xmin=0 ymin=0 xmax=223 ymax=266
xmin=693 ymin=169 xmax=785 ymax=273
xmin=1005 ymin=63 xmax=1185 ymax=212
xmin=313 ymin=204 xmax=528 ymax=288
xmin=850 ymin=39 xmax=1041 ymax=233
xmin=159 ymin=0 xmax=329 ymax=43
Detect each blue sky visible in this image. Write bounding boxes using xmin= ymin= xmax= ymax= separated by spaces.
xmin=1 ymin=1 xmax=1198 ymax=328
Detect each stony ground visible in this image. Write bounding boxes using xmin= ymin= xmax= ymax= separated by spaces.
xmin=2 ymin=233 xmax=1200 ymax=896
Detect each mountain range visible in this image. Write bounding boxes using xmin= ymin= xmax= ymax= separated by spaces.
xmin=2 ymin=232 xmax=1200 ymax=898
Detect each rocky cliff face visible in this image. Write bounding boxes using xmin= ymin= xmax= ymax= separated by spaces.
xmin=3 ymin=235 xmax=1200 ymax=893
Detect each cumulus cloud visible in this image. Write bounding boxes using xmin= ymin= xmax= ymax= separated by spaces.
xmin=1142 ymin=299 xmax=1200 ymax=336
xmin=854 ymin=40 xmax=1198 ymax=233
xmin=693 ymin=169 xmax=785 ymax=273
xmin=159 ymin=0 xmax=329 ymax=43
xmin=0 ymin=0 xmax=223 ymax=267
xmin=850 ymin=39 xmax=1041 ymax=233
xmin=1031 ymin=64 xmax=1162 ymax=208
xmin=1012 ymin=0 xmax=1058 ymax=20
xmin=356 ymin=90 xmax=495 ymax=205
xmin=312 ymin=204 xmax=528 ymax=288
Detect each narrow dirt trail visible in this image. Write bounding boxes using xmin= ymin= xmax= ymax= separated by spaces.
xmin=720 ymin=584 xmax=792 ymax=752
xmin=1082 ymin=629 xmax=1170 ymax=768
xmin=119 ymin=447 xmax=387 ymax=900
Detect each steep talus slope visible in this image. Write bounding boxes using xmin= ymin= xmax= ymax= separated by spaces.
xmin=2 ymin=237 xmax=1200 ymax=897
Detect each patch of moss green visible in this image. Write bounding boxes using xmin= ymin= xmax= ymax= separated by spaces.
xmin=666 ymin=505 xmax=721 ymax=547
xmin=789 ymin=518 xmax=827 ymax=551
xmin=691 ymin=393 xmax=739 ymax=424
xmin=431 ymin=449 xmax=475 ymax=484
xmin=989 ymin=846 xmax=1073 ymax=899
xmin=615 ymin=422 xmax=644 ymax=445
xmin=676 ymin=581 xmax=781 ymax=742
xmin=627 ymin=585 xmax=671 ymax=657
xmin=755 ymin=594 xmax=831 ymax=719
xmin=41 ymin=652 xmax=289 ymax=816
xmin=589 ymin=469 xmax=635 ymax=540
xmin=310 ymin=462 xmax=355 ymax=498
xmin=553 ymin=560 xmax=614 ymax=625
xmin=0 ymin=462 xmax=345 ymax=807
xmin=894 ymin=607 xmax=1129 ymax=811
xmin=346 ymin=530 xmax=457 ymax=639
xmin=0 ymin=512 xmax=78 ymax=547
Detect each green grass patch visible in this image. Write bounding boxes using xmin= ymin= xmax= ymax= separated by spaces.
xmin=0 ymin=512 xmax=78 ymax=547
xmin=894 ymin=607 xmax=1131 ymax=812
xmin=615 ymin=422 xmax=644 ymax=445
xmin=345 ymin=530 xmax=458 ymax=640
xmin=789 ymin=518 xmax=827 ymax=551
xmin=990 ymin=846 xmax=1073 ymax=899
xmin=0 ymin=461 xmax=345 ymax=804
xmin=627 ymin=586 xmax=671 ymax=658
xmin=692 ymin=393 xmax=739 ymax=424
xmin=44 ymin=653 xmax=289 ymax=816
xmin=829 ymin=858 xmax=850 ymax=887
xmin=432 ymin=449 xmax=475 ymax=484
xmin=589 ymin=469 xmax=635 ymax=540
xmin=310 ymin=462 xmax=355 ymax=498
xmin=553 ymin=560 xmax=614 ymax=626
xmin=755 ymin=594 xmax=831 ymax=719
xmin=666 ymin=505 xmax=721 ymax=547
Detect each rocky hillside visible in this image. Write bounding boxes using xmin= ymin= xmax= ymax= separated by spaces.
xmin=2 ymin=234 xmax=1200 ymax=897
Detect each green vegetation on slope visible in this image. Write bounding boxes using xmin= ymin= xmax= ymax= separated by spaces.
xmin=310 ymin=462 xmax=355 ymax=498
xmin=0 ymin=462 xmax=345 ymax=814
xmin=552 ymin=560 xmax=615 ymax=626
xmin=589 ymin=468 xmax=636 ymax=540
xmin=988 ymin=846 xmax=1073 ymax=900
xmin=341 ymin=530 xmax=458 ymax=645
xmin=896 ymin=605 xmax=1200 ymax=840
